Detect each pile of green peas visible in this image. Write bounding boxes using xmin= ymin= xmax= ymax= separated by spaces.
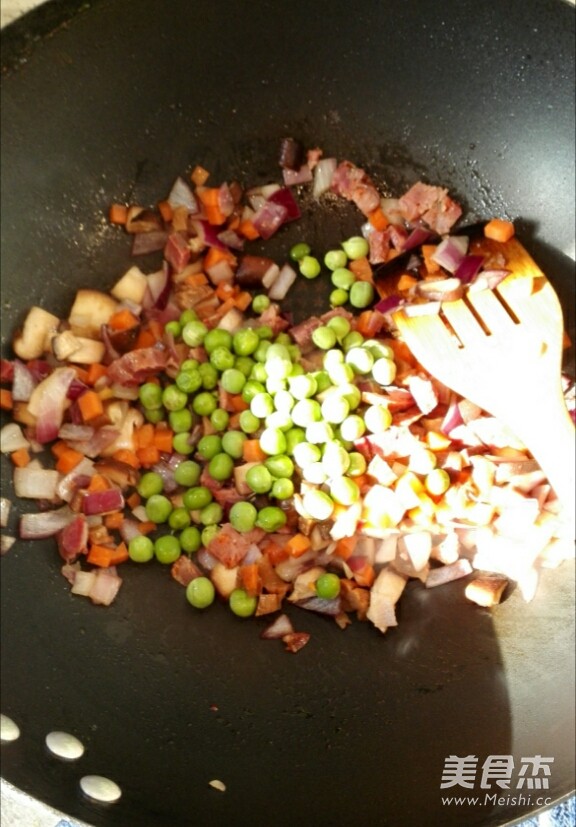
xmin=127 ymin=236 xmax=404 ymax=617
xmin=289 ymin=235 xmax=375 ymax=310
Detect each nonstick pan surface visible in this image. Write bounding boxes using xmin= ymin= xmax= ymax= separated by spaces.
xmin=1 ymin=1 xmax=575 ymax=825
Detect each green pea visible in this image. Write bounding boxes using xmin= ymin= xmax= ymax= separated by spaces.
xmin=239 ymin=410 xmax=261 ymax=434
xmin=259 ymin=427 xmax=287 ymax=456
xmin=154 ymin=534 xmax=181 ymax=564
xmin=180 ymin=525 xmax=202 ymax=553
xmin=306 ymin=421 xmax=334 ymax=445
xmin=312 ymin=325 xmax=337 ymax=351
xmin=183 ymin=486 xmax=213 ymax=510
xmin=372 ymin=356 xmax=397 ymax=386
xmin=137 ymin=471 xmax=164 ymax=499
xmin=270 ymin=478 xmax=294 ymax=500
xmin=265 ymin=411 xmax=293 ymax=432
xmin=210 ymin=346 xmax=235 ymax=372
xmin=232 ymin=328 xmax=260 ymax=356
xmin=347 ymin=451 xmax=367 ymax=476
xmin=180 ymin=358 xmax=199 ymax=372
xmin=425 ymin=468 xmax=451 ymax=496
xmin=199 ymin=501 xmax=224 ymax=526
xmin=229 ymin=501 xmax=258 ymax=533
xmin=255 ymin=324 xmax=274 ymax=340
xmin=252 ymin=294 xmax=271 ymax=315
xmin=331 ymin=267 xmax=356 ymax=290
xmin=162 ymin=384 xmax=188 ymax=412
xmin=249 ymin=362 xmax=268 ymax=383
xmin=288 ymin=374 xmax=317 ymax=400
xmin=302 ymin=489 xmax=334 ymax=521
xmin=175 ymin=368 xmax=202 ymax=395
xmin=364 ymin=404 xmax=393 ymax=433
xmin=321 ymin=395 xmax=350 ymax=425
xmin=168 ymin=506 xmax=191 ymax=531
xmin=208 ymin=452 xmax=234 ymax=481
xmin=299 ymin=255 xmax=321 ymax=279
xmin=145 ymin=494 xmax=173 ymax=524
xmin=192 ymin=391 xmax=217 ymax=416
xmin=264 ymin=454 xmax=294 ymax=478
xmin=324 ymin=249 xmax=348 ymax=271
xmin=234 ymin=355 xmax=255 ymax=378
xmin=329 ymin=288 xmax=349 ymax=307
xmin=242 ymin=379 xmax=266 ymax=404
xmin=339 ymin=414 xmax=366 ymax=442
xmin=250 ymin=392 xmax=275 ymax=419
xmin=290 ymin=242 xmax=311 ymax=261
xmin=172 ymin=432 xmax=195 ymax=455
xmin=164 ymin=320 xmax=182 ymax=339
xmin=291 ymin=398 xmax=322 ymax=427
xmin=182 ymin=320 xmax=208 ymax=347
xmin=221 ymin=368 xmax=246 ymax=394
xmin=210 ymin=407 xmax=230 ymax=432
xmin=229 ymin=588 xmax=257 ymax=617
xmin=198 ymin=363 xmax=219 ymax=390
xmin=173 ymin=460 xmax=201 ymax=487
xmin=292 ymin=442 xmax=321 ymax=468
xmin=284 ymin=426 xmax=306 ymax=456
xmin=139 ymin=382 xmax=163 ymax=411
xmin=329 ymin=475 xmax=360 ymax=505
xmin=255 ymin=506 xmax=287 ymax=532
xmin=128 ymin=535 xmax=154 ymax=563
xmin=179 ymin=309 xmax=198 ymax=326
xmin=326 ymin=315 xmax=351 ymax=341
xmin=197 ymin=434 xmax=222 ymax=461
xmin=169 ymin=408 xmax=193 ymax=434
xmin=221 ymin=430 xmax=247 ymax=459
xmin=342 ymin=331 xmax=365 ymax=351
xmin=342 ymin=235 xmax=369 ymax=260
xmin=349 ymin=280 xmax=375 ymax=309
xmin=345 ymin=346 xmax=374 ymax=374
xmin=273 ymin=389 xmax=295 ymax=413
xmin=315 ymin=572 xmax=341 ymax=600
xmin=186 ymin=576 xmax=215 ymax=609
xmin=246 ymin=464 xmax=273 ymax=494
xmin=144 ymin=408 xmax=164 ymax=424
xmin=203 ymin=328 xmax=233 ymax=354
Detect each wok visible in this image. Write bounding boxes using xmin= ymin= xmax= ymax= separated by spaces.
xmin=1 ymin=1 xmax=574 ymax=825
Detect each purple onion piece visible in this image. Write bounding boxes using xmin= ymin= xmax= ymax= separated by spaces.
xmin=454 ymin=254 xmax=485 ymax=284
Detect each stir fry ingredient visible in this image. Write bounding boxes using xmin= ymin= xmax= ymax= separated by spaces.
xmin=1 ymin=138 xmax=574 ymax=650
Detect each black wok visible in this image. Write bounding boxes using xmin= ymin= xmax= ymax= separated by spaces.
xmin=1 ymin=1 xmax=574 ymax=825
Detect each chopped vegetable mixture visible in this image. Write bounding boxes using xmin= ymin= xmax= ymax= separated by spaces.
xmin=1 ymin=139 xmax=574 ymax=651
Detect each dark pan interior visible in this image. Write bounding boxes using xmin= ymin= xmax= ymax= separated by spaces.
xmin=1 ymin=1 xmax=574 ymax=825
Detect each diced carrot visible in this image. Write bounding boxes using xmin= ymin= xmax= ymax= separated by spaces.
xmin=211 ymin=297 xmax=236 ymax=319
xmin=397 ymin=273 xmax=419 ymax=292
xmin=215 ymin=281 xmax=238 ymax=302
xmin=10 ymin=447 xmax=31 ymax=467
xmin=285 ymin=533 xmax=312 ymax=558
xmin=0 ymin=389 xmax=13 ymax=410
xmin=109 ymin=203 xmax=128 ymax=225
xmin=87 ymin=474 xmax=110 ymax=493
xmin=171 ymin=205 xmax=189 ymax=232
xmin=356 ymin=310 xmax=384 ymax=338
xmin=104 ymin=511 xmax=125 ymax=530
xmin=484 ymin=218 xmax=515 ymax=243
xmin=136 ymin=445 xmax=161 ymax=466
xmin=334 ymin=536 xmax=358 ymax=560
xmin=157 ymin=199 xmax=173 ymax=223
xmin=51 ymin=440 xmax=69 ymax=458
xmin=191 ymin=165 xmax=210 ymax=186
xmin=87 ymin=541 xmax=130 ymax=567
xmin=72 ymin=365 xmax=90 ymax=384
xmin=348 ymin=257 xmax=373 ymax=282
xmin=230 ymin=395 xmax=249 ymax=413
xmin=194 ymin=295 xmax=221 ymax=320
xmin=134 ymin=328 xmax=157 ymax=350
xmin=107 ymin=308 xmax=140 ymax=332
xmin=421 ymin=245 xmax=441 ymax=275
xmin=77 ymin=390 xmax=104 ymax=422
xmin=239 ymin=563 xmax=262 ymax=596
xmin=112 ymin=449 xmax=141 ymax=469
xmin=234 ymin=291 xmax=253 ymax=312
xmin=263 ymin=540 xmax=289 ymax=565
xmin=126 ymin=491 xmax=141 ymax=510
xmin=135 ymin=423 xmax=155 ymax=448
xmin=148 ymin=319 xmax=164 ymax=341
xmin=228 ymin=413 xmax=243 ymax=430
xmin=197 ymin=188 xmax=226 ymax=225
xmin=153 ymin=426 xmax=174 ymax=454
xmin=367 ymin=205 xmax=390 ymax=231
xmin=137 ymin=521 xmax=157 ymax=535
xmin=227 ymin=214 xmax=241 ymax=231
xmin=55 ymin=447 xmax=85 ymax=475
xmin=204 ymin=246 xmax=237 ymax=270
xmin=242 ymin=439 xmax=267 ymax=463
xmin=353 ymin=563 xmax=375 ymax=588
xmin=85 ymin=363 xmax=108 ymax=386
xmin=238 ymin=219 xmax=260 ymax=240
xmin=184 ymin=271 xmax=209 ymax=287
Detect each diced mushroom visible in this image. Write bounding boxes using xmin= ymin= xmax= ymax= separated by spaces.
xmin=68 ymin=289 xmax=118 ymax=339
xmin=110 ymin=266 xmax=148 ymax=304
xmin=13 ymin=306 xmax=60 ymax=360
xmin=51 ymin=330 xmax=82 ymax=361
xmin=464 ymin=575 xmax=508 ymax=607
